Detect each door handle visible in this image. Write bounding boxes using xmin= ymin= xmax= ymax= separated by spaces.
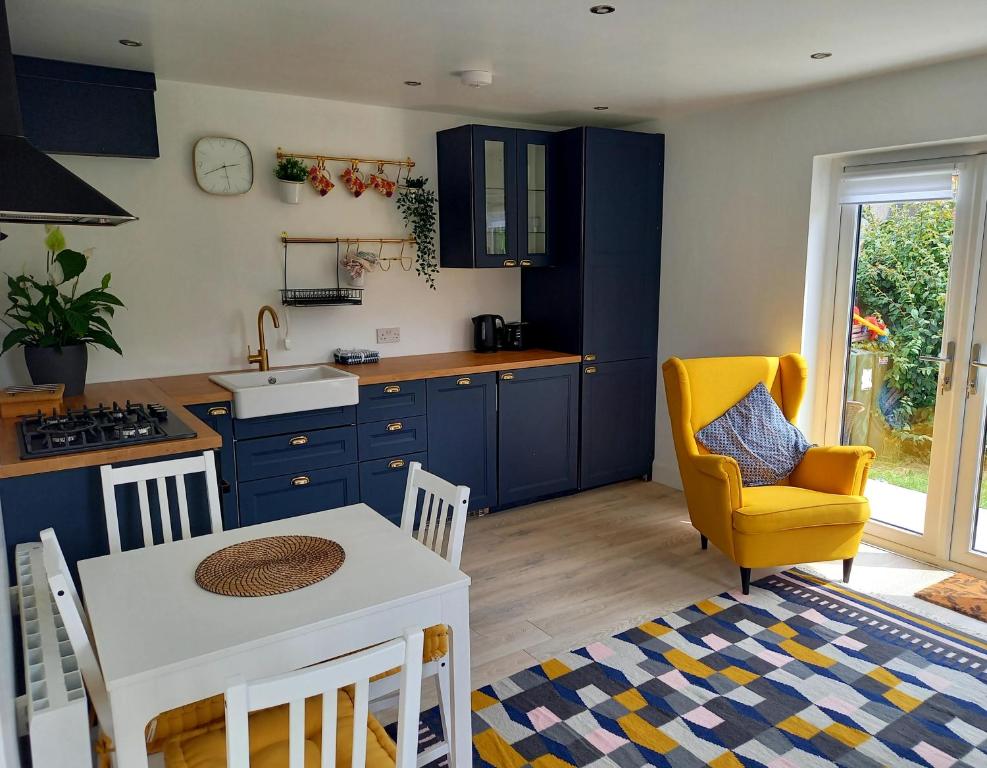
xmin=383 ymin=384 xmax=401 ymax=393
xmin=290 ymin=475 xmax=311 ymax=487
xmin=503 ymin=259 xmax=517 ymax=267
xmin=968 ymin=342 xmax=987 ymax=395
xmin=456 ymin=377 xmax=471 ymax=386
xmin=919 ymin=340 xmax=955 ymax=392
xmin=519 ymin=259 xmax=533 ymax=266
xmin=386 ymin=421 xmax=403 ymax=432
xmin=501 ymin=372 xmax=515 ymax=381
xmin=207 ymin=406 xmax=229 ymax=417
xmin=388 ymin=458 xmax=406 ymax=469
xmin=288 ymin=435 xmax=309 ymax=446
xmin=584 ymin=366 xmax=598 ymax=374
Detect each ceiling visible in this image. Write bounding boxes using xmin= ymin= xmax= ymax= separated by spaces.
xmin=8 ymin=0 xmax=987 ymax=127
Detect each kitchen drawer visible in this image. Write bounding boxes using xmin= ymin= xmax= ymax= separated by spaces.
xmin=358 ymin=415 xmax=427 ymax=461
xmin=238 ymin=464 xmax=360 ymax=527
xmin=357 ymin=380 xmax=426 ymax=424
xmin=359 ymin=452 xmax=427 ymax=526
xmin=235 ymin=425 xmax=357 ymax=482
xmin=233 ymin=406 xmax=356 ymax=440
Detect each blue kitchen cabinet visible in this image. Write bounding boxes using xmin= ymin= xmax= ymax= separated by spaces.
xmin=426 ymin=373 xmax=497 ymax=509
xmin=357 ymin=416 xmax=427 ymax=461
xmin=580 ymin=358 xmax=657 ymax=489
xmin=498 ymin=365 xmax=579 ymax=506
xmin=235 ymin=425 xmax=358 ymax=482
xmin=359 ymin=452 xmax=427 ymax=526
xmin=186 ymin=402 xmax=238 ymax=529
xmin=516 ymin=129 xmax=555 ymax=267
xmin=237 ymin=464 xmax=360 ymax=527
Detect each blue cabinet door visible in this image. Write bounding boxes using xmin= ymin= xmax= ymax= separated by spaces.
xmin=516 ymin=129 xmax=555 ymax=268
xmin=357 ymin=416 xmax=427 ymax=461
xmin=580 ymin=358 xmax=657 ymax=489
xmin=472 ymin=125 xmax=520 ymax=268
xmin=357 ymin=380 xmax=426 ymax=424
xmin=426 ymin=373 xmax=497 ymax=509
xmin=498 ymin=365 xmax=579 ymax=506
xmin=237 ymin=464 xmax=360 ymax=527
xmin=582 ymin=128 xmax=663 ymax=363
xmin=186 ymin=402 xmax=238 ymax=529
xmin=359 ymin=452 xmax=427 ymax=526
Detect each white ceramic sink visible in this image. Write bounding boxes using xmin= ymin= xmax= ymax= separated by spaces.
xmin=209 ymin=365 xmax=359 ymax=419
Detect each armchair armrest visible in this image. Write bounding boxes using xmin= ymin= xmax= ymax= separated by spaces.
xmin=790 ymin=445 xmax=875 ymax=496
xmin=691 ymin=454 xmax=743 ymax=511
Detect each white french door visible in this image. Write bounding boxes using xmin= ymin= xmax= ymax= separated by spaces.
xmin=824 ymin=156 xmax=987 ymax=572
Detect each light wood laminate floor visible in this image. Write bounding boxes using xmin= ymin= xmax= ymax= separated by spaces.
xmin=459 ymin=479 xmax=969 ymax=692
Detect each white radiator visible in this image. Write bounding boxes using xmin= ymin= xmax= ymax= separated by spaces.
xmin=14 ymin=542 xmax=90 ymax=767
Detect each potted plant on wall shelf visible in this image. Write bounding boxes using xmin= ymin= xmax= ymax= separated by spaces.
xmin=274 ymin=156 xmax=307 ymax=204
xmin=396 ymin=175 xmax=438 ymax=289
xmin=1 ymin=227 xmax=124 ymax=396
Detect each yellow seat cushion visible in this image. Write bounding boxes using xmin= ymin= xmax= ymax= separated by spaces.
xmin=162 ymin=688 xmax=396 ymax=768
xmin=733 ymin=485 xmax=869 ymax=535
xmin=371 ymin=624 xmax=448 ymax=682
xmin=146 ymin=695 xmax=227 ymax=754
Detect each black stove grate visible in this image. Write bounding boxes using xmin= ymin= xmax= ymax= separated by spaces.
xmin=18 ymin=401 xmax=197 ymax=458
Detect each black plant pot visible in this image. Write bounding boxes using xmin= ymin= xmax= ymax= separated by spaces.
xmin=24 ymin=344 xmax=88 ymax=396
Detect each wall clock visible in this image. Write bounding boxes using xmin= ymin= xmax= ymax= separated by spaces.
xmin=193 ymin=136 xmax=254 ymax=195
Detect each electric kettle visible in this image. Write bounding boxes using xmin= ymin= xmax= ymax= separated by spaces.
xmin=471 ymin=314 xmax=505 ymax=352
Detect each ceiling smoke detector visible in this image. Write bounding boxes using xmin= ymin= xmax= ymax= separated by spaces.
xmin=460 ymin=70 xmax=493 ymax=88
xmin=590 ymin=5 xmax=616 ymax=14
xmin=810 ymin=52 xmax=832 ymax=59
xmin=118 ymin=39 xmax=143 ymax=47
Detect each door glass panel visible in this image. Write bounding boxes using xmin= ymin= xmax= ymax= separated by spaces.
xmin=971 ymin=427 xmax=987 ymax=554
xmin=484 ymin=140 xmax=507 ymax=254
xmin=526 ymin=143 xmax=546 ymax=254
xmin=840 ymin=199 xmax=956 ymax=533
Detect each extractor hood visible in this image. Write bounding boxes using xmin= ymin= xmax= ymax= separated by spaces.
xmin=0 ymin=0 xmax=135 ymax=225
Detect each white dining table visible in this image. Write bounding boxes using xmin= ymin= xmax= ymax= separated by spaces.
xmin=77 ymin=503 xmax=472 ymax=767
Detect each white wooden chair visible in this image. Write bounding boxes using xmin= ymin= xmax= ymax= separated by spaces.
xmin=40 ymin=528 xmax=114 ymax=744
xmin=41 ymin=528 xmax=227 ymax=763
xmin=100 ymin=451 xmax=222 ymax=553
xmin=164 ymin=630 xmax=424 ymax=768
xmin=372 ymin=462 xmax=469 ymax=766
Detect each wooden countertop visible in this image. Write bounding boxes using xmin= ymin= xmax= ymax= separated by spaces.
xmin=0 ymin=349 xmax=578 ymax=479
xmin=0 ymin=379 xmax=222 ymax=479
xmin=152 ymin=349 xmax=582 ymax=405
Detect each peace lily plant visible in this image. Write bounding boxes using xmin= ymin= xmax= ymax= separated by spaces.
xmin=1 ymin=226 xmax=124 ymax=395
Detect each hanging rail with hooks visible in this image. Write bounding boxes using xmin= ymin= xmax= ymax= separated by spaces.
xmin=275 ymin=148 xmax=415 ymax=171
xmin=280 ymin=233 xmax=417 ymax=306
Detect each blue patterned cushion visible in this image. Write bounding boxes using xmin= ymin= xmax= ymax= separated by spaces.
xmin=695 ymin=382 xmax=811 ymax=487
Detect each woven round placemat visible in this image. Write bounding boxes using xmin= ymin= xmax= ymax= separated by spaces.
xmin=194 ymin=535 xmax=345 ymax=597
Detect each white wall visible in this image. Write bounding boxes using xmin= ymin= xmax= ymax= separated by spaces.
xmin=0 ymin=80 xmax=537 ymax=385
xmin=636 ymin=53 xmax=987 ymax=488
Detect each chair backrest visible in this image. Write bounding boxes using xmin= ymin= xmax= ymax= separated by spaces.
xmin=226 ymin=629 xmax=424 ymax=768
xmin=400 ymin=462 xmax=470 ymax=569
xmin=100 ymin=451 xmax=222 ymax=553
xmin=40 ymin=528 xmax=114 ymax=740
xmin=662 ymin=354 xmax=808 ymax=458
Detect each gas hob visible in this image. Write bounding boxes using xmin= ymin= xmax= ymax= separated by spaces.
xmin=18 ymin=401 xmax=197 ymax=459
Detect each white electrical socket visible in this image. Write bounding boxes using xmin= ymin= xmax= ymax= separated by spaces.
xmin=376 ymin=327 xmax=400 ymax=344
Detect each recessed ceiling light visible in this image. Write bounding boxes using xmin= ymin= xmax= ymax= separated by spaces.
xmin=404 ymin=80 xmax=422 ymax=87
xmin=593 ymin=106 xmax=609 ymax=111
xmin=590 ymin=5 xmax=615 ymax=14
xmin=810 ymin=52 xmax=832 ymax=59
xmin=118 ymin=39 xmax=143 ymax=47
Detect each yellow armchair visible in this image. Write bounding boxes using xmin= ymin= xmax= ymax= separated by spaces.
xmin=662 ymin=353 xmax=875 ymax=594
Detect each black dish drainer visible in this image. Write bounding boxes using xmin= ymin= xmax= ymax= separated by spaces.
xmin=281 ymin=235 xmax=364 ymax=307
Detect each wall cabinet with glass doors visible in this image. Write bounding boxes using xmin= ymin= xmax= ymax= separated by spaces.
xmin=437 ymin=125 xmax=554 ymax=268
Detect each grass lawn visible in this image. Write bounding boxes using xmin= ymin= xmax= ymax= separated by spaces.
xmin=869 ymin=457 xmax=987 ymax=502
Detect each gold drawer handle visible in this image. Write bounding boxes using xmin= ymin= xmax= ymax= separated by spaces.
xmin=584 ymin=366 xmax=598 ymax=374
xmin=207 ymin=406 xmax=229 ymax=416
xmin=383 ymin=384 xmax=401 ymax=394
xmin=388 ymin=459 xmax=406 ymax=469
xmin=519 ymin=259 xmax=533 ymax=266
xmin=291 ymin=475 xmax=311 ymax=487
xmin=583 ymin=353 xmax=596 ymax=362
xmin=503 ymin=259 xmax=517 ymax=267
xmin=501 ymin=372 xmax=515 ymax=381
xmin=386 ymin=421 xmax=403 ymax=432
xmin=457 ymin=377 xmax=471 ymax=386
xmin=289 ymin=435 xmax=309 ymax=446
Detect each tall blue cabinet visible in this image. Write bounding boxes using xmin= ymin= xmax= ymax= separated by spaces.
xmin=522 ymin=127 xmax=664 ymax=489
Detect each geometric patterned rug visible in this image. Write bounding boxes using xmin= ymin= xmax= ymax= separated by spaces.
xmin=419 ymin=569 xmax=987 ymax=767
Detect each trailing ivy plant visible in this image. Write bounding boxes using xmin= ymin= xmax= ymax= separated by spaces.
xmin=1 ymin=227 xmax=124 ymax=355
xmin=396 ymin=176 xmax=439 ymax=289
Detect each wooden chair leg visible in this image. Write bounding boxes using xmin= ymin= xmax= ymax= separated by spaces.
xmin=843 ymin=557 xmax=854 ymax=583
xmin=740 ymin=567 xmax=751 ymax=595
xmin=700 ymin=534 xmax=708 ymax=550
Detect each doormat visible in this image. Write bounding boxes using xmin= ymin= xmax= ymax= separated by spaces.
xmin=915 ymin=571 xmax=987 ymax=622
